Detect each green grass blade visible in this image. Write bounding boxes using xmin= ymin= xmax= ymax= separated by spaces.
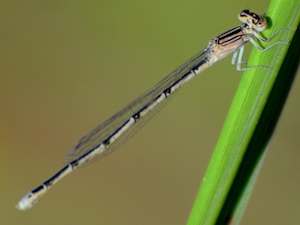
xmin=187 ymin=1 xmax=300 ymax=225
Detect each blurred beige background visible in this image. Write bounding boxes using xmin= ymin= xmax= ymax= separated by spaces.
xmin=1 ymin=1 xmax=299 ymax=224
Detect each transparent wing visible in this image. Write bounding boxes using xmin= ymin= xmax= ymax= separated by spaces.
xmin=64 ymin=48 xmax=208 ymax=165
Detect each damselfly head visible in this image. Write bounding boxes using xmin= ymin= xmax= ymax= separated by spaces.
xmin=238 ymin=9 xmax=267 ymax=32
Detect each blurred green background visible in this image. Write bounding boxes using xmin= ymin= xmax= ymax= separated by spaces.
xmin=1 ymin=1 xmax=299 ymax=224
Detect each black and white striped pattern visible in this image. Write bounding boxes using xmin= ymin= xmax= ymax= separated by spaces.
xmin=17 ymin=9 xmax=284 ymax=211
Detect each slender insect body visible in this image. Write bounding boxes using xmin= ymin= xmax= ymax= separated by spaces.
xmin=16 ymin=9 xmax=288 ymax=211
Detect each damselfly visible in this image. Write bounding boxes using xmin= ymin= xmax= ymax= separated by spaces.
xmin=16 ymin=9 xmax=287 ymax=211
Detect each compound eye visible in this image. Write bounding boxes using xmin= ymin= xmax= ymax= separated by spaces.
xmin=255 ymin=18 xmax=267 ymax=32
xmin=239 ymin=9 xmax=249 ymax=17
xmin=241 ymin=9 xmax=250 ymax=14
xmin=238 ymin=9 xmax=250 ymax=23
